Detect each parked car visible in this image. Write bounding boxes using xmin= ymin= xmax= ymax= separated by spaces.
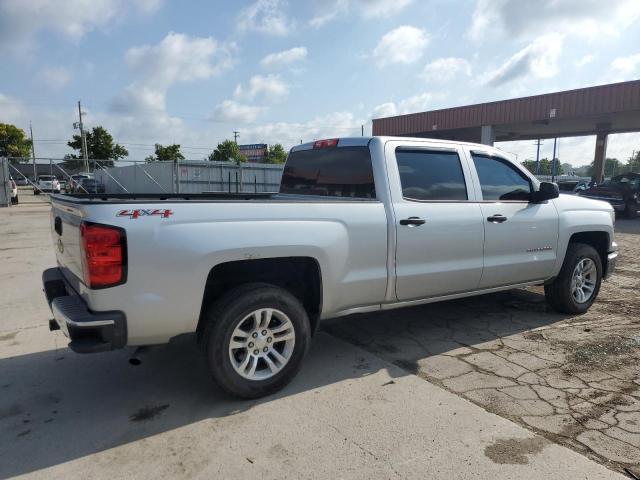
xmin=578 ymin=172 xmax=640 ymax=219
xmin=44 ymin=136 xmax=618 ymax=398
xmin=67 ymin=173 xmax=93 ymax=193
xmin=34 ymin=175 xmax=61 ymax=195
xmin=15 ymin=177 xmax=30 ymax=186
xmin=75 ymin=178 xmax=105 ymax=194
xmin=10 ymin=178 xmax=18 ymax=204
xmin=557 ymin=180 xmax=591 ymax=194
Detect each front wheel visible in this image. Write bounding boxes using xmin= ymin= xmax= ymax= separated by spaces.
xmin=11 ymin=195 xmax=18 ymax=205
xmin=625 ymin=200 xmax=638 ymax=219
xmin=544 ymin=243 xmax=602 ymax=314
xmin=201 ymin=283 xmax=311 ymax=399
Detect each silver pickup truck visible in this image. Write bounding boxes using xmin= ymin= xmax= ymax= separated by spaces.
xmin=44 ymin=136 xmax=618 ymax=398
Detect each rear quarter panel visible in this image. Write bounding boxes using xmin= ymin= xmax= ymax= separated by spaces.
xmin=75 ymin=200 xmax=388 ymax=345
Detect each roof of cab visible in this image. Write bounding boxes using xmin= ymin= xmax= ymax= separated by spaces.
xmin=289 ymin=136 xmax=503 ymax=154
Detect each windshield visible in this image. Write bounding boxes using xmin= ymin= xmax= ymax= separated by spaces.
xmin=39 ymin=176 xmax=55 ymax=180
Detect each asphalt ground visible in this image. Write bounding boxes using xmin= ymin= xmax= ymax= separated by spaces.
xmin=0 ymin=189 xmax=631 ymax=479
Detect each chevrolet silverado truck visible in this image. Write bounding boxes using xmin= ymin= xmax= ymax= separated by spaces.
xmin=43 ymin=137 xmax=618 ymax=398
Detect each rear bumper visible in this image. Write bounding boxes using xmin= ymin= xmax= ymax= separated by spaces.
xmin=42 ymin=268 xmax=127 ymax=353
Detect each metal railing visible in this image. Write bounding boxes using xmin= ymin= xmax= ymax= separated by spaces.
xmin=5 ymin=157 xmax=284 ymax=196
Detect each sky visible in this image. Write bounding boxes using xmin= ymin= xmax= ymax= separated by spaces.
xmin=0 ymin=0 xmax=639 ymax=166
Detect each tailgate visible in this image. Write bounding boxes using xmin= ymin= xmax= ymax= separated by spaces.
xmin=50 ymin=201 xmax=85 ymax=285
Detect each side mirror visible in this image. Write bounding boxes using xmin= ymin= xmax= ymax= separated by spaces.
xmin=533 ymin=182 xmax=559 ymax=203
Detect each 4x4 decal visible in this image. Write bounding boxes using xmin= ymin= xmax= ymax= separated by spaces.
xmin=116 ymin=209 xmax=173 ymax=219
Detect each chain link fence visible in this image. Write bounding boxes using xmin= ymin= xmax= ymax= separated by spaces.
xmin=5 ymin=157 xmax=284 ymax=196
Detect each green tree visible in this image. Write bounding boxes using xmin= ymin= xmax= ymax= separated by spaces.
xmin=145 ymin=144 xmax=185 ymax=163
xmin=521 ymin=158 xmax=563 ymax=176
xmin=208 ymin=140 xmax=246 ymax=164
xmin=0 ymin=123 xmax=32 ymax=164
xmin=587 ymin=158 xmax=624 ymax=178
xmin=67 ymin=126 xmax=128 ymax=168
xmin=266 ymin=143 xmax=287 ymax=164
xmin=626 ymin=151 xmax=640 ymax=173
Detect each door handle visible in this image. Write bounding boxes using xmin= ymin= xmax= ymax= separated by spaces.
xmin=487 ymin=214 xmax=507 ymax=224
xmin=400 ymin=216 xmax=426 ymax=226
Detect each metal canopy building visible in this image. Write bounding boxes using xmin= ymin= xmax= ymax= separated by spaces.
xmin=372 ymin=81 xmax=640 ymax=181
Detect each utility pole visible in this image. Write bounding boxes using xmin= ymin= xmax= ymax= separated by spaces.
xmin=74 ymin=101 xmax=89 ymax=172
xmin=29 ymin=122 xmax=37 ymax=182
xmin=534 ymin=139 xmax=542 ymax=175
xmin=361 ymin=124 xmax=364 ymax=137
xmin=233 ymin=131 xmax=240 ymax=144
xmin=551 ymin=137 xmax=558 ymax=182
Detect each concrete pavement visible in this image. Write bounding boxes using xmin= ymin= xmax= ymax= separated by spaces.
xmin=0 ymin=193 xmax=626 ymax=479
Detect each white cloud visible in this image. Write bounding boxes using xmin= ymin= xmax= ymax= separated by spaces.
xmin=238 ymin=0 xmax=292 ymax=36
xmin=242 ymin=110 xmax=364 ymax=148
xmin=372 ymin=26 xmax=429 ymax=67
xmin=371 ymin=92 xmax=434 ymax=118
xmin=212 ymin=100 xmax=264 ymax=124
xmin=484 ymin=34 xmax=563 ymax=87
xmin=0 ymin=0 xmax=161 ymax=51
xmin=468 ymin=0 xmax=640 ymax=42
xmin=0 ymin=93 xmax=24 ymax=121
xmin=124 ymin=32 xmax=236 ymax=90
xmin=261 ymin=46 xmax=307 ymax=68
xmin=574 ymin=54 xmax=595 ymax=68
xmin=309 ymin=0 xmax=412 ymax=27
xmin=112 ymin=32 xmax=236 ymax=117
xmin=38 ymin=66 xmax=72 ymax=89
xmin=611 ymin=53 xmax=640 ymax=75
xmin=421 ymin=57 xmax=471 ymax=82
xmin=234 ymin=74 xmax=289 ymax=101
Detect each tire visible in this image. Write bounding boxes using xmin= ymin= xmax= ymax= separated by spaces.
xmin=34 ymin=189 xmax=40 ymax=195
xmin=11 ymin=195 xmax=18 ymax=205
xmin=201 ymin=283 xmax=311 ymax=399
xmin=544 ymin=243 xmax=602 ymax=314
xmin=624 ymin=200 xmax=638 ymax=219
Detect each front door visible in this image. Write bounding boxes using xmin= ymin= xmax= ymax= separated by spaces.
xmin=469 ymin=152 xmax=559 ymax=288
xmin=389 ymin=144 xmax=485 ymax=301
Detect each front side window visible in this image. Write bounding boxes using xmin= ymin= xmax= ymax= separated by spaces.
xmin=395 ymin=149 xmax=467 ymax=201
xmin=472 ymin=154 xmax=532 ymax=201
xmin=280 ymin=146 xmax=375 ymax=198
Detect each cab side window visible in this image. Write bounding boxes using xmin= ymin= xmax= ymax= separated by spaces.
xmin=396 ymin=149 xmax=468 ymax=201
xmin=472 ymin=154 xmax=532 ymax=201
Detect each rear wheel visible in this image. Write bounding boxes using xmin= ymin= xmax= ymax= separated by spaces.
xmin=625 ymin=200 xmax=638 ymax=219
xmin=11 ymin=195 xmax=18 ymax=205
xmin=544 ymin=243 xmax=602 ymax=314
xmin=201 ymin=283 xmax=311 ymax=399
xmin=33 ymin=189 xmax=40 ymax=195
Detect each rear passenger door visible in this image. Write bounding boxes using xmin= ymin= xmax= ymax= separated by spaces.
xmin=468 ymin=151 xmax=559 ymax=288
xmin=387 ymin=142 xmax=485 ymax=301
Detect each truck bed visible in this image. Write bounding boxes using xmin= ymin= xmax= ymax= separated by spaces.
xmin=51 ymin=192 xmax=378 ymax=204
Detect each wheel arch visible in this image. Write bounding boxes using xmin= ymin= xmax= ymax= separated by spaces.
xmin=197 ymin=256 xmax=323 ymax=340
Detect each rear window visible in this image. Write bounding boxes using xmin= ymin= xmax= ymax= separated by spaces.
xmin=39 ymin=176 xmax=55 ymax=180
xmin=280 ymin=146 xmax=376 ymax=198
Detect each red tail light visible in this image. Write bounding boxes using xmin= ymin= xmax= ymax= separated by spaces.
xmin=313 ymin=138 xmax=338 ymax=149
xmin=80 ymin=222 xmax=127 ymax=288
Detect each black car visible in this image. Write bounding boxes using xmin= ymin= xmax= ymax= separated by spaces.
xmin=76 ymin=178 xmax=106 ymax=194
xmin=578 ymin=173 xmax=640 ymax=219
